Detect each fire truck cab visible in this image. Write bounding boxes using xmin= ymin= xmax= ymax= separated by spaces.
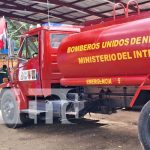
xmin=0 ymin=24 xmax=84 ymax=128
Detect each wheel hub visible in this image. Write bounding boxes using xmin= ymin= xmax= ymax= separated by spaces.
xmin=2 ymin=99 xmax=15 ymax=120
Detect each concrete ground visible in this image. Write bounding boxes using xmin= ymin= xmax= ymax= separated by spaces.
xmin=0 ymin=110 xmax=142 ymax=150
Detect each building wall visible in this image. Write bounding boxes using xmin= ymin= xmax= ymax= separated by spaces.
xmin=0 ymin=55 xmax=18 ymax=68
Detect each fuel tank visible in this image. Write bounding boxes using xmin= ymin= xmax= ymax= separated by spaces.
xmin=58 ymin=17 xmax=150 ymax=86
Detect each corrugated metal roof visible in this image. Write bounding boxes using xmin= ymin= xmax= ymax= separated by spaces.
xmin=0 ymin=0 xmax=149 ymax=25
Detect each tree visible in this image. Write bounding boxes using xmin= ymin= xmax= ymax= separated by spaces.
xmin=6 ymin=19 xmax=30 ymax=50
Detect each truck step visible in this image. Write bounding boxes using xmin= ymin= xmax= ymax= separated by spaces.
xmin=21 ymin=109 xmax=46 ymax=115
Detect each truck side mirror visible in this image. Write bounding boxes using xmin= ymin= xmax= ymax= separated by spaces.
xmin=8 ymin=38 xmax=15 ymax=58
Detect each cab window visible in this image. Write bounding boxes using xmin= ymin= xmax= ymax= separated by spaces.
xmin=21 ymin=38 xmax=27 ymax=59
xmin=27 ymin=35 xmax=38 ymax=59
xmin=20 ymin=34 xmax=39 ymax=59
xmin=50 ymin=34 xmax=68 ymax=49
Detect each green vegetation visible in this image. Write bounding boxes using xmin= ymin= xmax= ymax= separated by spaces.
xmin=6 ymin=19 xmax=30 ymax=49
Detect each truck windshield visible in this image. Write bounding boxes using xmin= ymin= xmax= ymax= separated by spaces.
xmin=50 ymin=34 xmax=68 ymax=49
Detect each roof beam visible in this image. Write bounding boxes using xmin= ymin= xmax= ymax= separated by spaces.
xmin=85 ymin=2 xmax=109 ymax=9
xmin=33 ymin=0 xmax=107 ymax=18
xmin=1 ymin=0 xmax=81 ymax=24
xmin=0 ymin=10 xmax=40 ymax=24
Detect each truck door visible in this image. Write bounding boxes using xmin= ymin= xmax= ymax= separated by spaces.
xmin=17 ymin=33 xmax=42 ymax=96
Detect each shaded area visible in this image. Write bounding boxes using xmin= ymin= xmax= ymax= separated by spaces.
xmin=0 ymin=110 xmax=142 ymax=150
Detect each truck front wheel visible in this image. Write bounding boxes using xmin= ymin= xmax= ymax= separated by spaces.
xmin=1 ymin=90 xmax=29 ymax=128
xmin=138 ymin=100 xmax=150 ymax=149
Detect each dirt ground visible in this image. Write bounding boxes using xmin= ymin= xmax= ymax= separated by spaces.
xmin=0 ymin=110 xmax=142 ymax=150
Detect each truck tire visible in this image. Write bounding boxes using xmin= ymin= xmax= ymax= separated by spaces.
xmin=1 ymin=90 xmax=29 ymax=128
xmin=138 ymin=100 xmax=150 ymax=150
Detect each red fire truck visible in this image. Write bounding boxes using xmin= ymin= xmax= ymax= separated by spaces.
xmin=0 ymin=1 xmax=150 ymax=149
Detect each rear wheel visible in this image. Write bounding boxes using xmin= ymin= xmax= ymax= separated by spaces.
xmin=138 ymin=100 xmax=150 ymax=150
xmin=1 ymin=90 xmax=30 ymax=128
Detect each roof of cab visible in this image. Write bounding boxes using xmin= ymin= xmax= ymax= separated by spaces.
xmin=24 ymin=24 xmax=83 ymax=35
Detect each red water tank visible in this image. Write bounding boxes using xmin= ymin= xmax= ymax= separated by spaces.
xmin=58 ymin=17 xmax=150 ymax=80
